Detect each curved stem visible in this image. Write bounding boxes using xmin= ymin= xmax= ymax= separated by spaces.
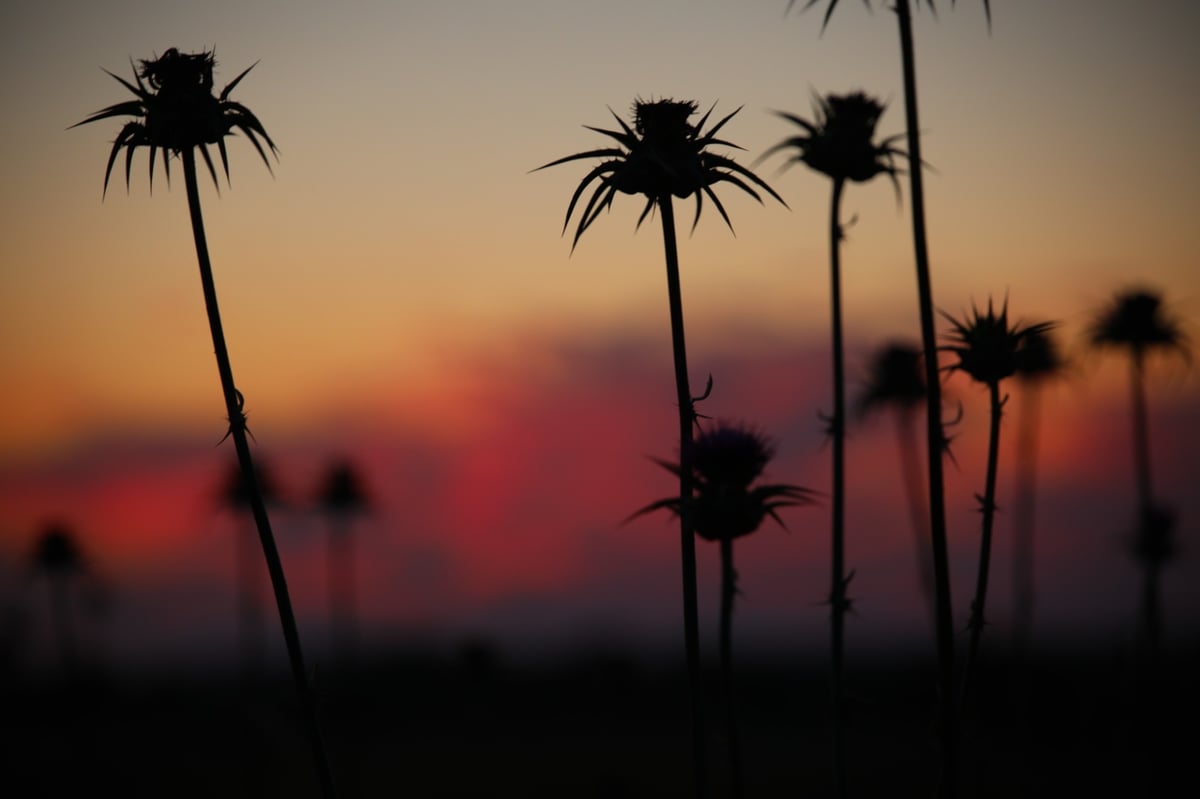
xmin=961 ymin=380 xmax=1004 ymax=709
xmin=182 ymin=150 xmax=337 ymax=799
xmin=658 ymin=195 xmax=706 ymax=798
xmin=896 ymin=2 xmax=958 ymax=795
xmin=719 ymin=537 xmax=742 ymax=799
xmin=827 ymin=176 xmax=848 ymax=799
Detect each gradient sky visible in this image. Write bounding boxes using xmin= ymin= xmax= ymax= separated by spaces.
xmin=2 ymin=0 xmax=1198 ymax=669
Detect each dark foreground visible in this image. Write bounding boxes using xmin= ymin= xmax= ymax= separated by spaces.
xmin=8 ymin=643 xmax=1197 ymax=798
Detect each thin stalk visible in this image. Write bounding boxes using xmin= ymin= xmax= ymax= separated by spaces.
xmin=719 ymin=537 xmax=743 ymax=799
xmin=1129 ymin=350 xmax=1161 ymax=657
xmin=1011 ymin=382 xmax=1043 ymax=661
xmin=894 ymin=405 xmax=935 ymax=631
xmin=896 ymin=2 xmax=958 ymax=793
xmin=182 ymin=149 xmax=337 ymax=799
xmin=827 ymin=176 xmax=848 ymax=799
xmin=658 ymin=195 xmax=706 ymax=798
xmin=961 ymin=380 xmax=1004 ymax=708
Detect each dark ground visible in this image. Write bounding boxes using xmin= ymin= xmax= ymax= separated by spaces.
xmin=7 ymin=642 xmax=1197 ymax=798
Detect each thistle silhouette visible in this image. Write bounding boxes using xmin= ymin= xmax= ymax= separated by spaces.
xmin=1088 ymin=287 xmax=1189 ymax=660
xmin=788 ymin=6 xmax=995 ymax=794
xmin=761 ymin=89 xmax=901 ymax=799
xmin=858 ymin=342 xmax=934 ymax=628
xmin=942 ymin=298 xmax=1055 ymax=705
xmin=31 ymin=522 xmax=86 ymax=675
xmin=629 ymin=423 xmax=815 ymax=799
xmin=317 ymin=460 xmax=371 ymax=670
xmin=74 ymin=48 xmax=335 ymax=799
xmin=537 ymin=97 xmax=784 ymax=797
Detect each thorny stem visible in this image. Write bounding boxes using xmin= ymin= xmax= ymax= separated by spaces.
xmin=183 ymin=149 xmax=338 ymax=799
xmin=719 ymin=537 xmax=743 ymax=799
xmin=896 ymin=2 xmax=958 ymax=795
xmin=827 ymin=176 xmax=849 ymax=799
xmin=658 ymin=195 xmax=707 ymax=799
xmin=961 ymin=380 xmax=1004 ymax=710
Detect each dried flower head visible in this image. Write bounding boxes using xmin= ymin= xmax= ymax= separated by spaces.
xmin=942 ymin=298 xmax=1056 ymax=386
xmin=1089 ymin=288 xmax=1189 ymax=361
xmin=535 ymin=98 xmax=785 ymax=248
xmin=73 ymin=47 xmax=277 ymax=195
xmin=761 ymin=91 xmax=903 ymax=189
xmin=629 ymin=422 xmax=816 ymax=541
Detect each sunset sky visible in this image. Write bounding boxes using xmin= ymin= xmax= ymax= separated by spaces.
xmin=2 ymin=0 xmax=1198 ymax=670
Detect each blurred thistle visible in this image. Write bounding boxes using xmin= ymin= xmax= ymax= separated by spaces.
xmin=858 ymin=341 xmax=926 ymax=416
xmin=73 ymin=47 xmax=277 ymax=196
xmin=535 ymin=98 xmax=785 ymax=249
xmin=760 ymin=88 xmax=900 ymax=798
xmin=942 ymin=297 xmax=1057 ymax=706
xmin=538 ymin=98 xmax=785 ymax=795
xmin=75 ymin=49 xmax=335 ymax=799
xmin=317 ymin=460 xmax=371 ymax=668
xmin=630 ymin=422 xmax=814 ymax=797
xmin=31 ymin=522 xmax=86 ymax=673
xmin=1088 ymin=287 xmax=1189 ymax=661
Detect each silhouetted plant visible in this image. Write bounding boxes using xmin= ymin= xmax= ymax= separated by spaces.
xmin=788 ymin=5 xmax=994 ymax=793
xmin=1088 ymin=287 xmax=1189 ymax=660
xmin=31 ymin=522 xmax=86 ymax=674
xmin=217 ymin=458 xmax=283 ymax=683
xmin=630 ymin=422 xmax=815 ymax=799
xmin=316 ymin=459 xmax=371 ymax=669
xmin=74 ymin=49 xmax=335 ymax=799
xmin=857 ymin=342 xmax=934 ymax=626
xmin=760 ymin=89 xmax=901 ymax=798
xmin=1009 ymin=326 xmax=1065 ymax=660
xmin=942 ymin=298 xmax=1055 ymax=704
xmin=537 ymin=97 xmax=785 ymax=796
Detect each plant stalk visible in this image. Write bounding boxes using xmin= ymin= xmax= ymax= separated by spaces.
xmin=182 ymin=149 xmax=337 ymax=799
xmin=1011 ymin=382 xmax=1043 ymax=660
xmin=1129 ymin=350 xmax=1161 ymax=658
xmin=658 ymin=195 xmax=706 ymax=798
xmin=827 ymin=176 xmax=849 ymax=799
xmin=961 ymin=380 xmax=1004 ymax=708
xmin=896 ymin=2 xmax=958 ymax=794
xmin=719 ymin=537 xmax=743 ymax=799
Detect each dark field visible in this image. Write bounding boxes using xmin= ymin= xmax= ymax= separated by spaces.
xmin=9 ymin=642 xmax=1197 ymax=798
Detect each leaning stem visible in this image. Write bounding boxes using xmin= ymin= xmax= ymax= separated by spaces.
xmin=658 ymin=195 xmax=706 ymax=798
xmin=896 ymin=2 xmax=958 ymax=794
xmin=182 ymin=150 xmax=337 ymax=799
xmin=719 ymin=537 xmax=743 ymax=799
xmin=827 ymin=176 xmax=848 ymax=799
xmin=962 ymin=381 xmax=1004 ymax=710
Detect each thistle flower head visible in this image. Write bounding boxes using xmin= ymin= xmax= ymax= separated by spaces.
xmin=762 ymin=91 xmax=903 ymax=188
xmin=32 ymin=522 xmax=85 ymax=576
xmin=1014 ymin=324 xmax=1065 ymax=383
xmin=788 ymin=2 xmax=992 ymax=34
xmin=628 ymin=422 xmax=816 ymax=542
xmin=73 ymin=47 xmax=278 ymax=195
xmin=535 ymin=97 xmax=785 ymax=249
xmin=318 ymin=461 xmax=371 ymax=515
xmin=941 ymin=298 xmax=1057 ymax=387
xmin=1089 ymin=288 xmax=1189 ymax=361
xmin=857 ymin=341 xmax=926 ymax=417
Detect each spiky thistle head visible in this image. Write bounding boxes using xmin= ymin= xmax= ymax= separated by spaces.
xmin=1088 ymin=287 xmax=1189 ymax=362
xmin=857 ymin=341 xmax=926 ymax=417
xmin=534 ymin=97 xmax=786 ymax=249
xmin=941 ymin=298 xmax=1057 ymax=387
xmin=787 ymin=2 xmax=992 ymax=34
xmin=73 ymin=47 xmax=277 ymax=196
xmin=628 ymin=422 xmax=816 ymax=542
xmin=762 ymin=91 xmax=904 ymax=189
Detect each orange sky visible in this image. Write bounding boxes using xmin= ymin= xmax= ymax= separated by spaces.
xmin=2 ymin=0 xmax=1199 ymax=667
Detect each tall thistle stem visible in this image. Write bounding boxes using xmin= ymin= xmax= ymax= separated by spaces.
xmin=961 ymin=380 xmax=1004 ymax=707
xmin=1129 ymin=350 xmax=1161 ymax=655
xmin=182 ymin=149 xmax=337 ymax=799
xmin=658 ymin=195 xmax=706 ymax=797
xmin=826 ymin=176 xmax=849 ymax=799
xmin=896 ymin=1 xmax=958 ymax=792
xmin=718 ymin=537 xmax=743 ymax=799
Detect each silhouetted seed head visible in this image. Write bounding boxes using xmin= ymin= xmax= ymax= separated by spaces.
xmin=218 ymin=460 xmax=282 ymax=510
xmin=629 ymin=422 xmax=816 ymax=542
xmin=942 ymin=298 xmax=1056 ymax=387
xmin=858 ymin=341 xmax=925 ymax=417
xmin=762 ymin=91 xmax=904 ymax=189
xmin=535 ymin=97 xmax=786 ymax=248
xmin=319 ymin=461 xmax=370 ymax=515
xmin=32 ymin=523 xmax=85 ymax=576
xmin=1089 ymin=288 xmax=1189 ymax=360
xmin=73 ymin=47 xmax=278 ymax=195
xmin=1014 ymin=324 xmax=1065 ymax=382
